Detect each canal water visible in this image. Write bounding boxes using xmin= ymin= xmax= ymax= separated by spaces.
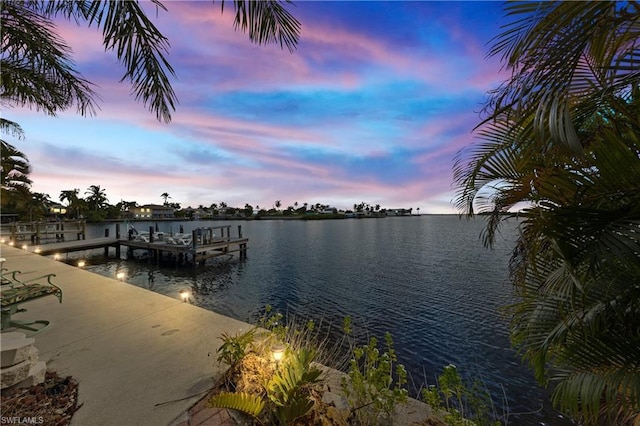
xmin=58 ymin=215 xmax=572 ymax=425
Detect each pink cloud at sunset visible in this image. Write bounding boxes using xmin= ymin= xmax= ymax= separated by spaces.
xmin=4 ymin=1 xmax=509 ymax=215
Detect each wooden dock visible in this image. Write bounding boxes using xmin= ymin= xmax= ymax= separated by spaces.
xmin=0 ymin=220 xmax=86 ymax=244
xmin=34 ymin=237 xmax=118 ymax=255
xmin=7 ymin=225 xmax=248 ymax=267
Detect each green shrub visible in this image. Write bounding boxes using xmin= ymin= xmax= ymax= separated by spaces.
xmin=341 ymin=331 xmax=408 ymax=425
xmin=216 ymin=328 xmax=257 ymax=367
xmin=421 ymin=364 xmax=500 ymax=426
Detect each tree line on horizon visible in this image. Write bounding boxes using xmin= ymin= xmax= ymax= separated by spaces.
xmin=0 ymin=179 xmax=410 ymax=222
xmin=1 ymin=1 xmax=638 ymax=424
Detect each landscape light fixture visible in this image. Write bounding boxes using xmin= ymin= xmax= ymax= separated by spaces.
xmin=8 ymin=241 xmax=14 ymax=246
xmin=272 ymin=344 xmax=285 ymax=364
xmin=21 ymin=244 xmax=28 ymax=250
xmin=54 ymin=254 xmax=60 ymax=260
xmin=116 ymin=271 xmax=126 ymax=281
xmin=77 ymin=260 xmax=86 ymax=268
xmin=180 ymin=289 xmax=191 ymax=303
xmin=0 ymin=257 xmax=5 ymax=263
xmin=34 ymin=248 xmax=41 ymax=254
xmin=0 ymin=238 xmax=5 ymax=244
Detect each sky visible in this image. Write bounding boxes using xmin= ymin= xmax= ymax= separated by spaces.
xmin=6 ymin=1 xmax=509 ymax=214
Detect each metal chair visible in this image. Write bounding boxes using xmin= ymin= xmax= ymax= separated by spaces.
xmin=0 ymin=271 xmax=62 ymax=334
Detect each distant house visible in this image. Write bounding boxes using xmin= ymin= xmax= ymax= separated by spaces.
xmin=132 ymin=204 xmax=175 ymax=219
xmin=47 ymin=203 xmax=67 ymax=217
xmin=320 ymin=207 xmax=337 ymax=214
xmin=386 ymin=208 xmax=412 ymax=216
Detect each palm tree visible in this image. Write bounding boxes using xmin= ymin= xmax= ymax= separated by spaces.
xmin=28 ymin=192 xmax=51 ymax=221
xmin=59 ymin=189 xmax=79 ymax=206
xmin=161 ymin=192 xmax=171 ymax=205
xmin=1 ymin=119 xmax=32 ymax=193
xmin=85 ymin=185 xmax=108 ymax=211
xmin=117 ymin=200 xmax=137 ymax=217
xmin=1 ymin=1 xmax=300 ymax=123
xmin=1 ymin=140 xmax=31 ymax=191
xmin=1 ymin=124 xmax=33 ymax=219
xmin=453 ymin=3 xmax=640 ymax=424
xmin=59 ymin=189 xmax=80 ymax=218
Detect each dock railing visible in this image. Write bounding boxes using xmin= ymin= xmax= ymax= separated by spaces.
xmin=0 ymin=220 xmax=86 ymax=244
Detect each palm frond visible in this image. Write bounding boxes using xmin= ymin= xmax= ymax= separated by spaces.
xmin=0 ymin=1 xmax=99 ymax=116
xmin=81 ymin=0 xmax=177 ymax=123
xmin=225 ymin=0 xmax=300 ymax=53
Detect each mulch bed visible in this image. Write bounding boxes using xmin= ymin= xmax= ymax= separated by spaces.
xmin=0 ymin=371 xmax=81 ymax=426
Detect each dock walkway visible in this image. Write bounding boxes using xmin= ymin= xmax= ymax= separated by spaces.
xmin=35 ymin=237 xmax=118 ymax=255
xmin=14 ymin=224 xmax=248 ymax=266
xmin=0 ymin=220 xmax=87 ymax=244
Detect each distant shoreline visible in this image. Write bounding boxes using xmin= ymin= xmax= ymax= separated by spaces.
xmin=98 ymin=213 xmax=433 ymax=224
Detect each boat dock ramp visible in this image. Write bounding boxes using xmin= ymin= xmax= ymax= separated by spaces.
xmin=0 ymin=223 xmax=248 ymax=267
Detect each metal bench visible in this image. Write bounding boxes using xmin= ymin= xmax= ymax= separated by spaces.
xmin=0 ymin=271 xmax=62 ymax=334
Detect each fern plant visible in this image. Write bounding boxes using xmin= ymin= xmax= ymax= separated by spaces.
xmin=207 ymin=391 xmax=265 ymax=418
xmin=209 ymin=344 xmax=324 ymax=425
xmin=267 ymin=347 xmax=323 ymax=424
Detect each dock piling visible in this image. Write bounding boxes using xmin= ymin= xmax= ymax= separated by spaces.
xmin=104 ymin=229 xmax=110 ymax=256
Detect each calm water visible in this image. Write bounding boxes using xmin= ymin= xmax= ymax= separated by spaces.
xmin=62 ymin=215 xmax=571 ymax=425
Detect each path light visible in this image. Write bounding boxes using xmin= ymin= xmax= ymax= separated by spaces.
xmin=8 ymin=241 xmax=14 ymax=246
xmin=21 ymin=244 xmax=28 ymax=250
xmin=116 ymin=271 xmax=126 ymax=281
xmin=0 ymin=238 xmax=5 ymax=244
xmin=53 ymin=254 xmax=60 ymax=261
xmin=272 ymin=343 xmax=285 ymax=364
xmin=180 ymin=289 xmax=191 ymax=303
xmin=34 ymin=247 xmax=41 ymax=254
xmin=0 ymin=257 xmax=5 ymax=263
xmin=77 ymin=260 xmax=86 ymax=268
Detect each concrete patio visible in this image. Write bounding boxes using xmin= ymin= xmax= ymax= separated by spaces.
xmin=1 ymin=245 xmax=250 ymax=425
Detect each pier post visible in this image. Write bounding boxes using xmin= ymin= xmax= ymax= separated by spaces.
xmin=149 ymin=226 xmax=154 ymax=243
xmin=35 ymin=222 xmax=41 ymax=244
xmin=104 ymin=229 xmax=110 ymax=257
xmin=191 ymin=230 xmax=198 ymax=268
xmin=238 ymin=225 xmax=242 ymax=239
xmin=116 ymin=224 xmax=121 ymax=239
